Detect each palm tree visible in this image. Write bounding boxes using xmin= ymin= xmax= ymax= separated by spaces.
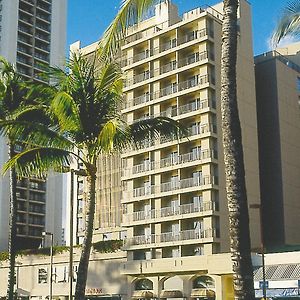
xmin=101 ymin=0 xmax=255 ymax=299
xmin=0 ymin=57 xmax=28 ymax=300
xmin=3 ymin=52 xmax=182 ymax=300
xmin=221 ymin=1 xmax=254 ymax=299
xmin=271 ymin=1 xmax=300 ymax=48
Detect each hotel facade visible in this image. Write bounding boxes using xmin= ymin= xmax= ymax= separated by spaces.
xmin=69 ymin=0 xmax=261 ymax=299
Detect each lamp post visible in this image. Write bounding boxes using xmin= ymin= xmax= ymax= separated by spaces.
xmin=43 ymin=231 xmax=54 ymax=300
xmin=69 ymin=168 xmax=87 ymax=300
xmin=249 ymin=203 xmax=266 ymax=300
xmin=69 ymin=169 xmax=74 ymax=300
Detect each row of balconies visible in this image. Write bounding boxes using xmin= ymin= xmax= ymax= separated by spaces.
xmin=124 ymin=122 xmax=216 ymax=155
xmin=124 ymin=50 xmax=214 ymax=88
xmin=123 ymin=74 xmax=214 ymax=109
xmin=122 ymin=27 xmax=213 ymax=66
xmin=124 ymin=228 xmax=216 ymax=247
xmin=123 ymin=201 xmax=216 ymax=223
xmin=122 ymin=149 xmax=217 ymax=178
xmin=132 ymin=97 xmax=215 ymax=124
xmin=125 ymin=175 xmax=218 ymax=199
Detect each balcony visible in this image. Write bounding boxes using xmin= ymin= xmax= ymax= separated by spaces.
xmin=124 ymin=228 xmax=215 ymax=247
xmin=132 ymin=185 xmax=155 ymax=198
xmin=124 ymin=123 xmax=216 ymax=155
xmin=123 ymin=149 xmax=216 ymax=178
xmin=124 ymin=51 xmax=213 ymax=88
xmin=126 ymin=175 xmax=217 ymax=200
xmin=121 ymin=27 xmax=213 ymax=67
xmin=160 ymin=175 xmax=216 ymax=193
xmin=129 ymin=98 xmax=215 ymax=125
xmin=123 ymin=74 xmax=213 ymax=109
xmin=123 ymin=201 xmax=216 ymax=224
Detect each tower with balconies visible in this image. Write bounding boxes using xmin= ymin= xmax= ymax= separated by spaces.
xmin=0 ymin=0 xmax=67 ymax=250
xmin=71 ymin=0 xmax=261 ymax=297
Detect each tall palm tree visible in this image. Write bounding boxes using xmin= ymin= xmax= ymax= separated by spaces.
xmin=0 ymin=57 xmax=28 ymax=300
xmin=221 ymin=1 xmax=254 ymax=299
xmin=3 ymin=52 xmax=182 ymax=300
xmin=271 ymin=1 xmax=300 ymax=47
xmin=101 ymin=0 xmax=255 ymax=299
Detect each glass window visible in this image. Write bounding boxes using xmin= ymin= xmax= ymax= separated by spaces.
xmin=38 ymin=268 xmax=48 ymax=284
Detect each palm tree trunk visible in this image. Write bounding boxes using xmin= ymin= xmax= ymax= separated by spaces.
xmin=220 ymin=0 xmax=255 ymax=299
xmin=7 ymin=142 xmax=18 ymax=300
xmin=75 ymin=166 xmax=97 ymax=300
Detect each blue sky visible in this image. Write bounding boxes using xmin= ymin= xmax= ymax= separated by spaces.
xmin=67 ymin=0 xmax=288 ymax=56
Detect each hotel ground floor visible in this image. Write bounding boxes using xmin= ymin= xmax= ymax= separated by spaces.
xmin=0 ymin=249 xmax=300 ymax=300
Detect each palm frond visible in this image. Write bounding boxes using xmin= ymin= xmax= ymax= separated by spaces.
xmin=100 ymin=0 xmax=166 ymax=59
xmin=0 ymin=120 xmax=75 ymax=151
xmin=96 ymin=118 xmax=129 ymax=152
xmin=271 ymin=0 xmax=300 ymax=47
xmin=50 ymin=91 xmax=82 ymax=132
xmin=3 ymin=147 xmax=73 ymax=178
xmin=128 ymin=116 xmax=185 ymax=147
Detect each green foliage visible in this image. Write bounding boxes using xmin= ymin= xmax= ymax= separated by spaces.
xmin=0 ymin=251 xmax=9 ymax=261
xmin=0 ymin=241 xmax=123 ymax=261
xmin=92 ymin=239 xmax=123 ymax=253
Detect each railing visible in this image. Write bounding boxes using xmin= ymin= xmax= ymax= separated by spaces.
xmin=124 ymin=201 xmax=216 ymax=223
xmin=125 ymin=50 xmax=214 ymax=88
xmin=124 ymin=74 xmax=213 ymax=109
xmin=121 ymin=27 xmax=213 ymax=67
xmin=124 ymin=122 xmax=216 ymax=154
xmin=133 ymin=209 xmax=156 ymax=221
xmin=128 ymin=98 xmax=215 ymax=125
xmin=123 ymin=149 xmax=216 ymax=177
xmin=125 ymin=234 xmax=156 ymax=246
xmin=124 ymin=228 xmax=216 ymax=246
xmin=133 ymin=185 xmax=155 ymax=198
xmin=127 ymin=175 xmax=217 ymax=199
xmin=161 ymin=175 xmax=216 ymax=193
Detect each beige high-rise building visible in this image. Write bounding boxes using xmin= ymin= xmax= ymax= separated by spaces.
xmin=255 ymin=43 xmax=300 ymax=248
xmin=71 ymin=0 xmax=261 ymax=298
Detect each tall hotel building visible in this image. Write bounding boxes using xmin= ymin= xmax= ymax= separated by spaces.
xmin=0 ymin=0 xmax=67 ymax=250
xmin=73 ymin=0 xmax=261 ymax=297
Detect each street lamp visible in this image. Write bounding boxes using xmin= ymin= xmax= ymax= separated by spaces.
xmin=249 ymin=203 xmax=267 ymax=300
xmin=42 ymin=231 xmax=54 ymax=300
xmin=69 ymin=168 xmax=87 ymax=300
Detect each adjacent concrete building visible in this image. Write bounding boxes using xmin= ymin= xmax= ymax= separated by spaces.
xmin=0 ymin=0 xmax=67 ymax=250
xmin=255 ymin=44 xmax=300 ymax=248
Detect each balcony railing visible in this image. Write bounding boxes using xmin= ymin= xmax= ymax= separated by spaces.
xmin=123 ymin=201 xmax=216 ymax=223
xmin=128 ymin=98 xmax=216 ymax=125
xmin=121 ymin=28 xmax=213 ymax=67
xmin=124 ymin=74 xmax=213 ymax=109
xmin=127 ymin=175 xmax=217 ymax=199
xmin=124 ymin=50 xmax=214 ymax=88
xmin=124 ymin=122 xmax=216 ymax=154
xmin=124 ymin=228 xmax=215 ymax=246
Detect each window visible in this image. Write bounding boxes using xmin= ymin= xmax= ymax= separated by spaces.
xmin=135 ymin=279 xmax=153 ymax=290
xmin=193 ymin=275 xmax=215 ymax=289
xmin=38 ymin=268 xmax=48 ymax=284
xmin=56 ymin=266 xmax=67 ymax=283
xmin=297 ymin=77 xmax=300 ymax=92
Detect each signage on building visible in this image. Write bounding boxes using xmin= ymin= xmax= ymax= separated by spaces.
xmin=85 ymin=288 xmax=104 ymax=295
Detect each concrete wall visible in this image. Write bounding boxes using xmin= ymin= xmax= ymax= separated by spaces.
xmin=0 ymin=250 xmax=128 ymax=299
